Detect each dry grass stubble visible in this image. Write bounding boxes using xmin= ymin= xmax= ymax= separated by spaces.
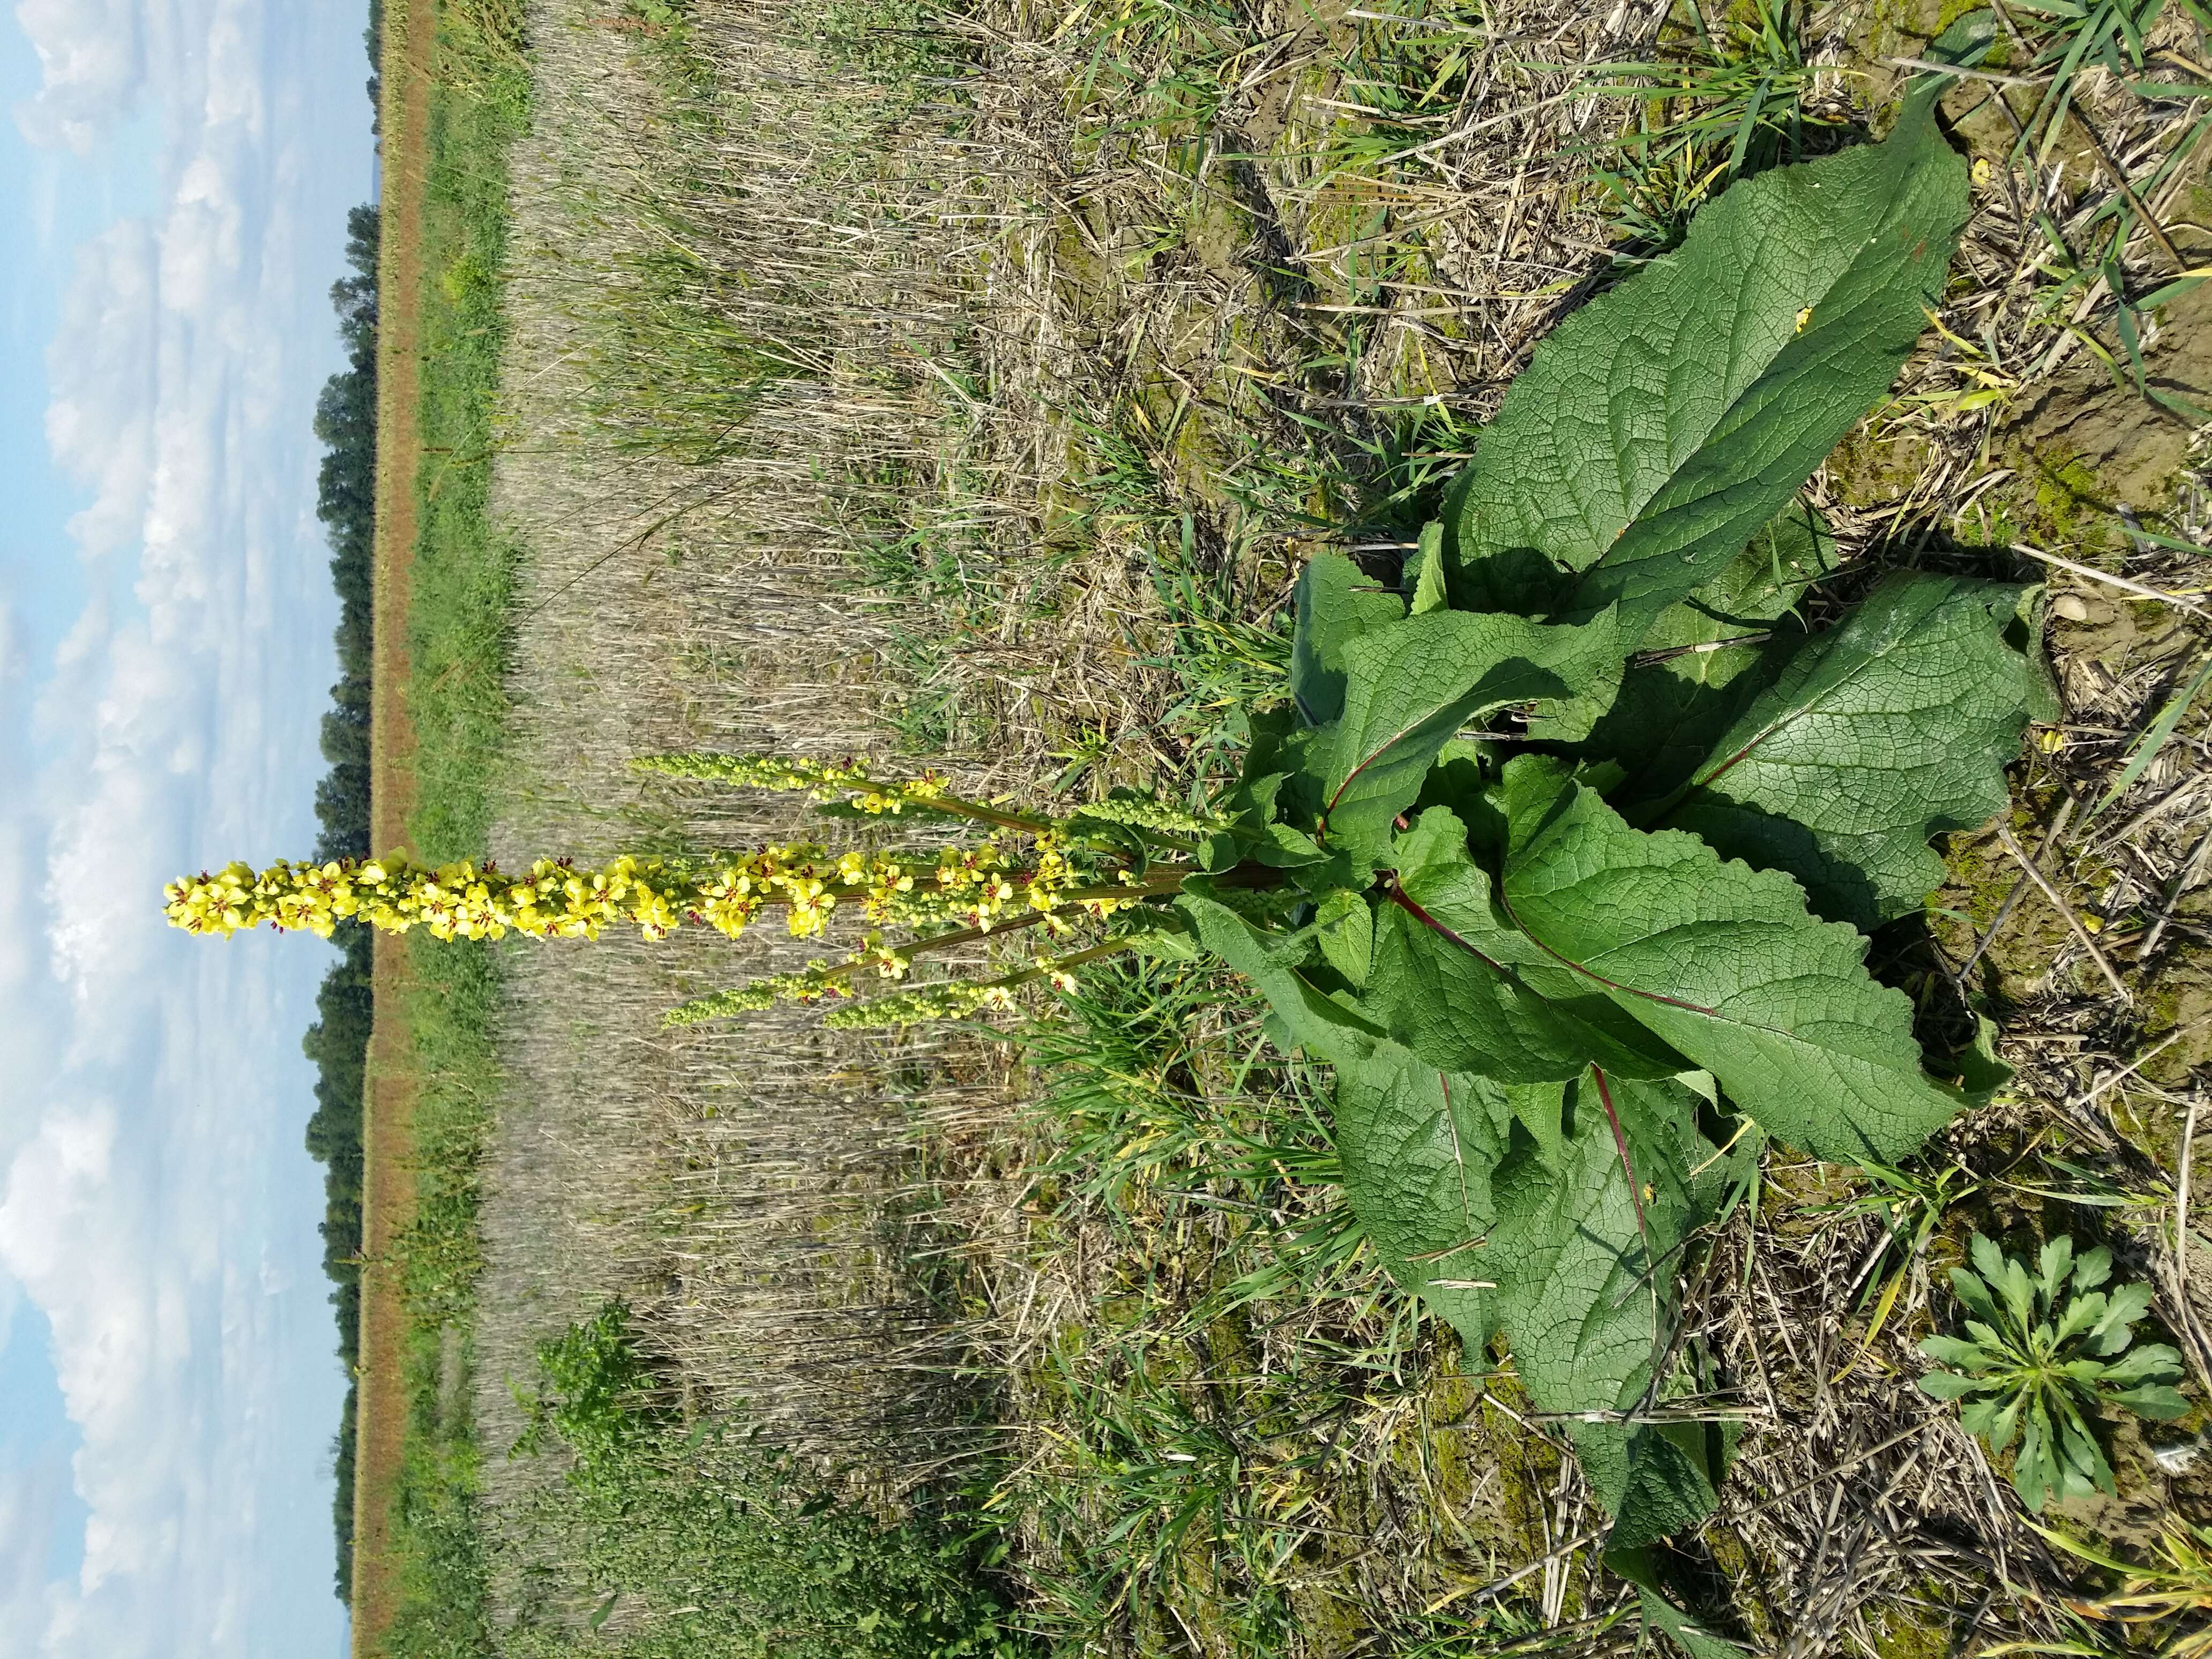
xmin=461 ymin=0 xmax=2211 ymax=1650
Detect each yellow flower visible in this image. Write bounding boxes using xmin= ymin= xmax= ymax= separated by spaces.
xmin=163 ymin=803 xmax=1177 ymax=1045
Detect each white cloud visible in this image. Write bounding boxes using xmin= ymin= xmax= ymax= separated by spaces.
xmin=11 ymin=0 xmax=148 ymax=155
xmin=199 ymin=5 xmax=263 ymax=140
xmin=0 ymin=609 xmax=62 ymax=1173
xmin=158 ymin=155 xmax=245 ymax=319
xmin=0 ymin=1461 xmax=71 ymax=1652
xmin=0 ymin=1104 xmax=171 ymax=1654
xmin=0 ymin=3 xmax=368 ymax=1655
xmin=42 ymin=223 xmax=158 ymax=566
xmin=0 ymin=782 xmax=36 ymax=1005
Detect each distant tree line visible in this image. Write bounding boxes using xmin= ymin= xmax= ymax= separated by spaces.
xmin=305 ymin=177 xmax=379 ymax=1602
xmin=367 ymin=1 xmax=384 ymax=124
xmin=310 ymin=10 xmax=392 ymax=1605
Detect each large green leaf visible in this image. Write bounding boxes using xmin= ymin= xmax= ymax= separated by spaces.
xmin=1183 ymin=893 xmax=1512 ymax=1350
xmin=1307 ymin=1010 xmax=1743 ymax=1552
xmin=1489 ymin=1072 xmax=1705 ymax=1420
xmin=1486 ymin=1071 xmax=1741 ymax=1560
xmin=1496 ymin=757 xmax=1965 ymax=1164
xmin=1369 ymin=806 xmax=1687 ymax=1083
xmin=1291 ymin=551 xmax=1406 ymax=726
xmin=1444 ymin=93 xmax=1967 ymax=641
xmin=1552 ymin=504 xmax=1834 ymax=768
xmin=1197 ymin=896 xmax=1754 ymax=1560
xmin=1319 ymin=607 xmax=1621 ymax=854
xmin=1332 ymin=1045 xmax=1519 ymax=1352
xmin=1648 ymin=572 xmax=2041 ymax=930
xmin=1180 ymin=893 xmax=1384 ymax=1068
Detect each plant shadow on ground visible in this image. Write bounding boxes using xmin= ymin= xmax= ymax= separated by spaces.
xmin=981 ymin=954 xmax=1596 ymax=1655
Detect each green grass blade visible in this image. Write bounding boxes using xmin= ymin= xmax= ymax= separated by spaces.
xmin=2084 ymin=648 xmax=2212 ymax=819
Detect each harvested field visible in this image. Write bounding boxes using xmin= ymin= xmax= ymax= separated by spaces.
xmin=469 ymin=0 xmax=1028 ymax=1500
xmin=356 ymin=0 xmax=2212 ymax=1654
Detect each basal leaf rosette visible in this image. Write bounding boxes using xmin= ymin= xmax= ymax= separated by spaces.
xmin=1919 ymin=1235 xmax=2189 ymax=1512
xmin=1174 ymin=59 xmax=2059 ymax=1643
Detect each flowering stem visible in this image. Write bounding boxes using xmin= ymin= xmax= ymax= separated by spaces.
xmin=970 ymin=935 xmax=1161 ymax=992
xmin=888 ymin=790 xmax=1201 ymax=856
xmin=818 ymin=914 xmax=1060 ymax=995
xmin=900 ymin=794 xmax=1060 ymax=835
xmin=717 ymin=865 xmax=1245 ymax=909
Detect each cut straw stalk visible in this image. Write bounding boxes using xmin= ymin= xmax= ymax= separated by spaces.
xmin=1994 ymin=821 xmax=2134 ymax=1003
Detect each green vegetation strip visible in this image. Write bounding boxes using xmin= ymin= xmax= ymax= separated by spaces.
xmin=380 ymin=0 xmax=529 ymax=1646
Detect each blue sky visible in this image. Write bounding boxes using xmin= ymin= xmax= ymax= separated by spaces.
xmin=0 ymin=2 xmax=371 ymax=1653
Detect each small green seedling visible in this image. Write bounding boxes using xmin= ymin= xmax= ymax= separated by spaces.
xmin=1919 ymin=1234 xmax=2189 ymax=1511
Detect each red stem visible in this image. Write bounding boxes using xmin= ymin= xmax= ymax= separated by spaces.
xmin=1590 ymin=1065 xmax=1654 ymax=1261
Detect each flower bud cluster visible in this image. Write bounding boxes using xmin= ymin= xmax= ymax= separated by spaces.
xmin=636 ymin=751 xmax=950 ymax=817
xmin=814 ymin=941 xmax=1100 ymax=1030
xmin=822 ymin=976 xmax=1022 ymax=1030
xmin=662 ymin=961 xmax=863 ymax=1026
xmin=166 ymin=838 xmax=1140 ymax=948
xmin=1068 ymin=796 xmax=1221 ymax=836
xmin=164 ymin=855 xmax=700 ymax=943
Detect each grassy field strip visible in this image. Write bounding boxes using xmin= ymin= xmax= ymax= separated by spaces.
xmin=355 ymin=0 xmax=434 ymax=1651
xmin=369 ymin=0 xmax=429 ymax=861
